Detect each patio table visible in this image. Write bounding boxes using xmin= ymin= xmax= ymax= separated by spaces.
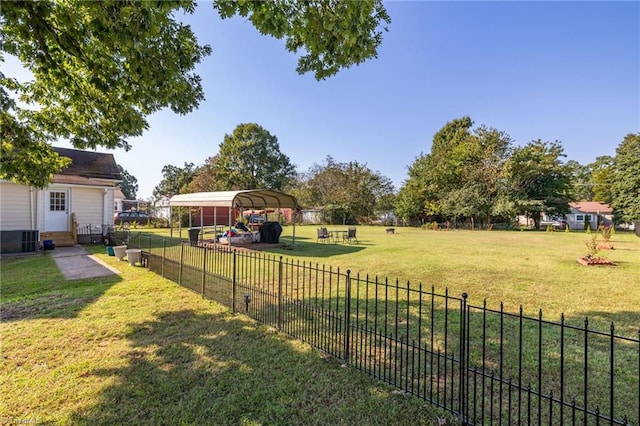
xmin=327 ymin=230 xmax=346 ymax=243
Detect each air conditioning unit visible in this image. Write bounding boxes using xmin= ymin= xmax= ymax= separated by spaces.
xmin=0 ymin=230 xmax=39 ymax=254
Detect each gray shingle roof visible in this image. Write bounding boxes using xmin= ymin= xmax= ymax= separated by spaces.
xmin=53 ymin=147 xmax=121 ymax=181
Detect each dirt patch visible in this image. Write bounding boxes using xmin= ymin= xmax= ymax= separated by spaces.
xmin=576 ymin=256 xmax=616 ymax=266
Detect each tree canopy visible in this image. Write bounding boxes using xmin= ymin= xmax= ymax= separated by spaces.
xmin=610 ymin=133 xmax=640 ymax=223
xmin=117 ymin=165 xmax=138 ymax=200
xmin=505 ymin=140 xmax=572 ymax=228
xmin=292 ymin=156 xmax=394 ymax=224
xmin=0 ymin=0 xmax=390 ymax=187
xmin=212 ymin=123 xmax=296 ymax=191
xmin=152 ymin=162 xmax=197 ymax=199
xmin=396 ymin=117 xmax=514 ymax=227
xmin=187 ymin=156 xmax=219 ymax=194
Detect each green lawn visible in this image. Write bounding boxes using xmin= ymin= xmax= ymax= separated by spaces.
xmin=1 ymin=249 xmax=447 ymax=425
xmin=158 ymin=226 xmax=640 ymax=332
xmin=159 ymin=225 xmax=640 ymax=335
xmin=3 ymin=226 xmax=638 ymax=424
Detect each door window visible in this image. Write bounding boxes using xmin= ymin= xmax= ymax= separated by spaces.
xmin=49 ymin=191 xmax=67 ymax=211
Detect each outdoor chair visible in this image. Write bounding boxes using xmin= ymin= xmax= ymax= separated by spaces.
xmin=343 ymin=227 xmax=359 ymax=244
xmin=317 ymin=227 xmax=330 ymax=243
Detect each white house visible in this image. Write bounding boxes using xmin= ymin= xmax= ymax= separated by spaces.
xmin=152 ymin=196 xmax=172 ymax=220
xmin=566 ymin=201 xmax=614 ymax=230
xmin=0 ymin=147 xmax=122 ymax=253
xmin=113 ymin=187 xmax=126 ymax=212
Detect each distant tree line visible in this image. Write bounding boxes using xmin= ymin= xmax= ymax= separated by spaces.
xmin=150 ymin=120 xmax=639 ymax=227
xmin=397 ymin=117 xmax=639 ymax=228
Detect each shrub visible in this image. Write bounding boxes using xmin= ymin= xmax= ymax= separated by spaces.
xmin=584 ymin=233 xmax=600 ymax=258
xmin=152 ymin=218 xmax=170 ymax=228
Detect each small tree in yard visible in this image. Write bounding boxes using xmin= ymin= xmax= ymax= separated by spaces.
xmin=579 ymin=228 xmax=616 ymax=266
xmin=584 ymin=234 xmax=600 ymax=260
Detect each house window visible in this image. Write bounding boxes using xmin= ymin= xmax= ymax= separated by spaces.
xmin=576 ymin=215 xmax=584 ymax=221
xmin=49 ymin=191 xmax=66 ymax=211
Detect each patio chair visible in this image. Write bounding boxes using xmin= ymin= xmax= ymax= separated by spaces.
xmin=317 ymin=227 xmax=330 ymax=243
xmin=342 ymin=227 xmax=359 ymax=244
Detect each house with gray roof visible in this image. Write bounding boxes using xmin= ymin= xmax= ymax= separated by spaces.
xmin=0 ymin=147 xmax=122 ymax=253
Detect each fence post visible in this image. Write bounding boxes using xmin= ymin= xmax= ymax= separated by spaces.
xmin=459 ymin=292 xmax=468 ymax=424
xmin=179 ymin=242 xmax=184 ymax=285
xmin=201 ymin=245 xmax=207 ymax=298
xmin=278 ymin=256 xmax=283 ymax=330
xmin=232 ymin=250 xmax=237 ymax=313
xmin=161 ymin=238 xmax=166 ymax=277
xmin=344 ymin=269 xmax=352 ymax=364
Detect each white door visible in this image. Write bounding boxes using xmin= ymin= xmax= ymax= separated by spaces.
xmin=45 ymin=189 xmax=69 ymax=231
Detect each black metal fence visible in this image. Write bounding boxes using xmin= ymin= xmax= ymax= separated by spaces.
xmin=124 ymin=232 xmax=640 ymax=425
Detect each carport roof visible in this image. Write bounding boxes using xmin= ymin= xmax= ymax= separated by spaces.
xmin=169 ymin=190 xmax=298 ymax=209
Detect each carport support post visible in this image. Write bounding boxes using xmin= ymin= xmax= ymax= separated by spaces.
xmin=277 ymin=256 xmax=283 ymax=330
xmin=292 ymin=210 xmax=297 ymax=245
xmin=200 ymin=207 xmax=203 ymax=238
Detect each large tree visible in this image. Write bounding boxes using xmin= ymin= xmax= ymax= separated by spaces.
xmin=565 ymin=160 xmax=593 ymax=202
xmin=117 ymin=165 xmax=138 ymax=200
xmin=292 ymin=156 xmax=394 ymax=224
xmin=589 ymin=155 xmax=615 ymax=204
xmin=212 ymin=123 xmax=295 ymax=191
xmin=152 ymin=162 xmax=197 ymax=199
xmin=505 ymin=140 xmax=573 ymax=229
xmin=395 ymin=154 xmax=434 ymax=225
xmin=187 ymin=156 xmax=219 ymax=193
xmin=1 ymin=1 xmax=390 ymax=187
xmin=610 ymin=133 xmax=640 ymax=223
xmin=396 ymin=117 xmax=513 ymax=227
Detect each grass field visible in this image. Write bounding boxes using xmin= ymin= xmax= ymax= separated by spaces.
xmin=2 ymin=226 xmax=638 ymax=424
xmin=1 ymin=248 xmax=447 ymax=425
xmin=161 ymin=225 xmax=640 ymax=335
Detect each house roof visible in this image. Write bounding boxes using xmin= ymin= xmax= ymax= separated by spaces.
xmin=569 ymin=201 xmax=613 ymax=214
xmin=169 ymin=190 xmax=298 ymax=209
xmin=52 ymin=147 xmax=121 ymax=181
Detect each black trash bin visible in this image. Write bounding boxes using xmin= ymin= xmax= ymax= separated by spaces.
xmin=188 ymin=228 xmax=200 ymax=245
xmin=259 ymin=222 xmax=282 ymax=244
xmin=634 ymin=220 xmax=640 ymax=238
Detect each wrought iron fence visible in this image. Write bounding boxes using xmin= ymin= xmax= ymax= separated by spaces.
xmin=124 ymin=232 xmax=640 ymax=425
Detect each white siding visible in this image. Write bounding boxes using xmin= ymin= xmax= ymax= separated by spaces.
xmin=71 ymin=187 xmax=104 ymax=226
xmin=0 ymin=182 xmax=33 ymax=230
xmin=104 ymin=188 xmax=115 ymax=225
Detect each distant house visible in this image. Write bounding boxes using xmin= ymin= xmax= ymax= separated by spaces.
xmin=301 ymin=209 xmax=323 ymax=225
xmin=0 ymin=147 xmax=122 ymax=253
xmin=114 ymin=187 xmax=126 ymax=212
xmin=152 ymin=196 xmax=172 ymax=220
xmin=566 ymin=201 xmax=614 ymax=230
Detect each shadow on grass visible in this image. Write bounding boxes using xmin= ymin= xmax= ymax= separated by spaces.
xmin=1 ymin=275 xmax=123 ymax=322
xmin=267 ymin=238 xmax=369 ymax=257
xmin=1 ymin=251 xmax=123 ymax=322
xmin=234 ymin=287 xmax=640 ymax=426
xmin=71 ymin=309 xmax=442 ymax=425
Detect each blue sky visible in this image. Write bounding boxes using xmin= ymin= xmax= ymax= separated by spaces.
xmin=7 ymin=1 xmax=640 ymax=199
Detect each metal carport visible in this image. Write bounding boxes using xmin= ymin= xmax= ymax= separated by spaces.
xmin=168 ymin=190 xmax=298 ymax=245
